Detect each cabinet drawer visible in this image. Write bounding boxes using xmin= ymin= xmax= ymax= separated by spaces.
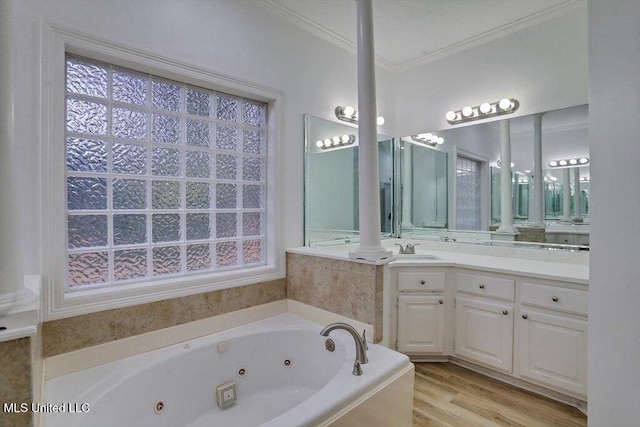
xmin=456 ymin=272 xmax=514 ymax=301
xmin=398 ymin=270 xmax=446 ymax=292
xmin=520 ymin=282 xmax=587 ymax=316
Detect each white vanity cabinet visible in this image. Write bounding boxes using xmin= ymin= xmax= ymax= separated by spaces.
xmin=517 ymin=281 xmax=588 ymax=398
xmin=394 ymin=267 xmax=448 ymax=355
xmin=454 ymin=271 xmax=515 ymax=373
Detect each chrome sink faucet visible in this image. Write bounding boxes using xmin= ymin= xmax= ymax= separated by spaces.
xmin=395 ymin=243 xmax=419 ymax=254
xmin=320 ymin=322 xmax=368 ymax=375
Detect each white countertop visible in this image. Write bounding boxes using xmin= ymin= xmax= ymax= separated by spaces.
xmin=287 ymin=240 xmax=588 ymax=285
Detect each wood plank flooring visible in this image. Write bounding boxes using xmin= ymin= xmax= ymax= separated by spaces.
xmin=412 ymin=363 xmax=587 ymax=427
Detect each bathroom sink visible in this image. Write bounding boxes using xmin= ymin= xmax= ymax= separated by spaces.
xmin=394 ymin=254 xmax=441 ymax=261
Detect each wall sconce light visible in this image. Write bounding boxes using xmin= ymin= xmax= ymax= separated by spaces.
xmin=548 ymin=157 xmax=589 ymax=168
xmin=496 ymin=160 xmax=515 ymax=169
xmin=315 ymin=134 xmax=356 ymax=150
xmin=335 ymin=105 xmax=385 ymax=126
xmin=446 ymin=98 xmax=519 ymax=125
xmin=410 ymin=132 xmax=444 ymax=147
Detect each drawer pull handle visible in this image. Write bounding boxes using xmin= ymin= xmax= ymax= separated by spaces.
xmin=439 ymin=299 xmax=444 ymax=304
xmin=420 ymin=280 xmax=426 ymax=285
xmin=552 ymin=296 xmax=559 ymax=302
xmin=479 ymin=284 xmax=485 ymax=289
xmin=502 ymin=310 xmax=508 ymax=315
xmin=522 ymin=314 xmax=528 ymax=319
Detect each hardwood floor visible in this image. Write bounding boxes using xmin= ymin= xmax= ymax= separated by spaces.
xmin=412 ymin=363 xmax=587 ymax=427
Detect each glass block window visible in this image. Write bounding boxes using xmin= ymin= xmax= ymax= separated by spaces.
xmin=456 ymin=156 xmax=481 ymax=230
xmin=65 ymin=55 xmax=267 ymax=289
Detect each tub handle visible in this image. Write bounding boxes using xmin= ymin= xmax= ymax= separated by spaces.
xmin=361 ymin=330 xmax=368 ymax=351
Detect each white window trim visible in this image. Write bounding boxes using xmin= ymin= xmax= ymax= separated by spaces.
xmin=41 ymin=23 xmax=285 ymax=321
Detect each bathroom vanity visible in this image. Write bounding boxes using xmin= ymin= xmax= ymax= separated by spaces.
xmin=388 ymin=248 xmax=588 ymax=408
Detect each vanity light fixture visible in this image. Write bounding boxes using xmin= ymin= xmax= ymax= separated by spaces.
xmin=548 ymin=157 xmax=590 ymax=168
xmin=496 ymin=160 xmax=515 ymax=169
xmin=411 ymin=132 xmax=444 ymax=147
xmin=315 ymin=134 xmax=356 ymax=150
xmin=335 ymin=105 xmax=385 ymax=126
xmin=446 ymin=98 xmax=519 ymax=125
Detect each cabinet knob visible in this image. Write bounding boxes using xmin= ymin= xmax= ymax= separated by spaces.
xmin=502 ymin=310 xmax=509 ymax=315
xmin=552 ymin=296 xmax=559 ymax=302
xmin=522 ymin=314 xmax=528 ymax=319
xmin=439 ymin=299 xmax=444 ymax=304
xmin=420 ymin=280 xmax=426 ymax=285
xmin=479 ymin=284 xmax=485 ymax=289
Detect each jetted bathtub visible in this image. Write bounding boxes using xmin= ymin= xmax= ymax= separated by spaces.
xmin=44 ymin=313 xmax=413 ymax=427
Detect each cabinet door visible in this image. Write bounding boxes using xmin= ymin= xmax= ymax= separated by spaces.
xmin=397 ymin=295 xmax=445 ymax=354
xmin=518 ymin=309 xmax=587 ymax=397
xmin=454 ymin=296 xmax=513 ymax=373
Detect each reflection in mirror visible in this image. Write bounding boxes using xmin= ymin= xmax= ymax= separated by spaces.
xmin=303 ymin=115 xmax=393 ymax=246
xmin=406 ymin=104 xmax=589 ymax=249
xmin=399 ymin=139 xmax=448 ymax=235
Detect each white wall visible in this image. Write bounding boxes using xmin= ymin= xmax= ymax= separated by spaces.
xmin=394 ymin=7 xmax=588 ymax=136
xmin=588 ymin=1 xmax=640 ymax=425
xmin=5 ymin=0 xmax=396 ymax=277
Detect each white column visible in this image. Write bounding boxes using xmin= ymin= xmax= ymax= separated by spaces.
xmin=0 ymin=0 xmax=27 ymax=313
xmin=496 ymin=120 xmax=517 ymax=234
xmin=561 ymin=168 xmax=572 ymax=222
xmin=401 ymin=142 xmax=413 ymax=228
xmin=529 ymin=113 xmax=546 ymax=227
xmin=349 ymin=0 xmax=391 ymax=261
xmin=573 ymin=167 xmax=583 ymax=221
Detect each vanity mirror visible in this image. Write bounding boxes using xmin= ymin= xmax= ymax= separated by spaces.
xmin=303 ymin=114 xmax=394 ymax=246
xmin=408 ymin=104 xmax=589 ymax=246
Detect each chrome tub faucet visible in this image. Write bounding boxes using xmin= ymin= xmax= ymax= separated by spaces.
xmin=320 ymin=322 xmax=368 ymax=375
xmin=395 ymin=243 xmax=419 ymax=254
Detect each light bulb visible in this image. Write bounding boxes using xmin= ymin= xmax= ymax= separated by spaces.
xmin=462 ymin=106 xmax=473 ymax=117
xmin=479 ymin=103 xmax=492 ymax=114
xmin=550 ymin=176 xmax=558 ymax=181
xmin=316 ymin=140 xmax=323 ymax=148
xmin=559 ymin=159 xmax=568 ymax=166
xmin=569 ymin=158 xmax=578 ymax=165
xmin=436 ymin=137 xmax=444 ymax=145
xmin=549 ymin=160 xmax=558 ymax=167
xmin=323 ymin=138 xmax=331 ymax=147
xmin=341 ymin=134 xmax=350 ymax=143
xmin=425 ymin=133 xmax=433 ymax=140
xmin=579 ymin=157 xmax=589 ymax=164
xmin=445 ymin=111 xmax=457 ymax=121
xmin=416 ymin=133 xmax=427 ymax=139
xmin=332 ymin=136 xmax=340 ymax=144
xmin=376 ymin=116 xmax=385 ymax=126
xmin=343 ymin=106 xmax=355 ymax=117
xmin=498 ymin=98 xmax=512 ymax=110
xmin=524 ymin=170 xmax=531 ymax=174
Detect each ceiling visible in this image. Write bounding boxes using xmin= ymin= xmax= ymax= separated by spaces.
xmin=256 ymin=0 xmax=585 ymax=71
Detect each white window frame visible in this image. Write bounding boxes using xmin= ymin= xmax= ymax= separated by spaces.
xmin=41 ymin=24 xmax=285 ymax=321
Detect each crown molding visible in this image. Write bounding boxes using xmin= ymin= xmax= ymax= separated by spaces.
xmin=252 ymin=0 xmax=402 ymax=72
xmin=394 ymin=0 xmax=586 ymax=72
xmin=254 ymin=0 xmax=586 ymax=73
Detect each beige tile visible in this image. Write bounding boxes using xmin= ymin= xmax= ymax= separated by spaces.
xmin=0 ymin=337 xmax=33 ymax=427
xmin=43 ymin=310 xmax=117 ymax=356
xmin=43 ymin=279 xmax=287 ymax=357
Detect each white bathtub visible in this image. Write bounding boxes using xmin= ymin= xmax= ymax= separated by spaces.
xmin=44 ymin=313 xmax=413 ymax=427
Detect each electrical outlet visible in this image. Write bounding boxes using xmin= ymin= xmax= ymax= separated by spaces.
xmin=216 ymin=381 xmax=237 ymax=408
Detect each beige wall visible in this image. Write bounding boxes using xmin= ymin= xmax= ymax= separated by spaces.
xmin=0 ymin=337 xmax=32 ymax=427
xmin=286 ymin=253 xmax=384 ymax=343
xmin=42 ymin=279 xmax=286 ymax=358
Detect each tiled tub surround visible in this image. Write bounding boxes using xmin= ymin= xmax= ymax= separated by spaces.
xmin=44 ymin=314 xmax=414 ymax=427
xmin=42 ymin=279 xmax=286 ymax=358
xmin=286 ymin=253 xmax=384 ymax=343
xmin=0 ymin=337 xmax=33 ymax=427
